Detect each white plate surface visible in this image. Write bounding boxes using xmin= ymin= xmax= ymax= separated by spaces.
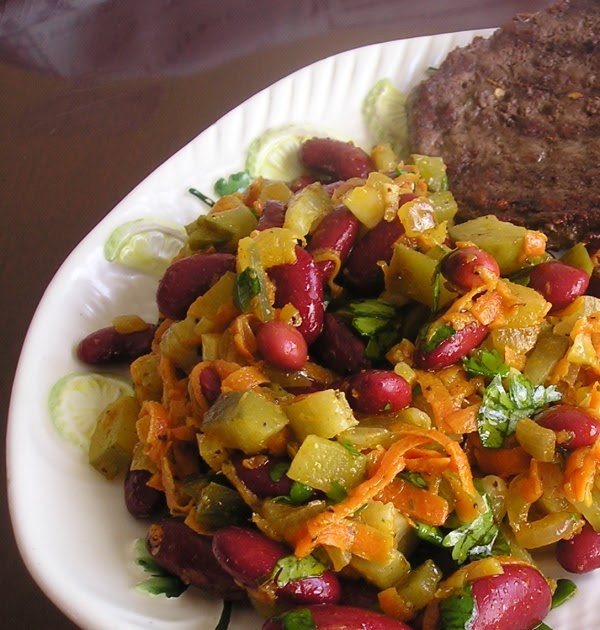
xmin=8 ymin=28 xmax=594 ymax=630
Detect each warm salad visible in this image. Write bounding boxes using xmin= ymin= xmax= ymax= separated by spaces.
xmin=75 ymin=134 xmax=600 ymax=630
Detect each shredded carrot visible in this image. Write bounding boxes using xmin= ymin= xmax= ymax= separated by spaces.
xmin=391 ymin=425 xmax=479 ymax=499
xmin=158 ymin=354 xmax=190 ymax=423
xmin=563 ymin=442 xmax=600 ymax=504
xmin=468 ymin=289 xmax=504 ymax=326
xmin=520 ymin=229 xmax=547 ymax=261
xmin=187 ymin=359 xmax=243 ymax=414
xmin=403 ymin=453 xmax=452 ymax=474
xmin=295 ymin=425 xmax=480 ymax=559
xmin=160 ymin=455 xmax=193 ymax=515
xmin=415 ymin=370 xmax=461 ymax=429
xmin=469 ymin=434 xmax=531 ymax=477
xmin=378 ymin=587 xmax=415 ymax=622
xmin=294 ymin=434 xmax=428 ymax=558
xmin=230 ymin=314 xmax=258 ymax=362
xmin=519 ymin=459 xmax=543 ymax=504
xmin=220 ymin=365 xmax=269 ymax=392
xmin=310 ymin=520 xmax=393 ymax=564
xmin=377 ymin=478 xmax=450 ymax=526
xmin=443 ymin=404 xmax=479 ymax=435
xmin=137 ymin=401 xmax=171 ymax=465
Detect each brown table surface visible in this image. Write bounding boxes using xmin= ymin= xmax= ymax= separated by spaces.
xmin=1 ymin=1 xmax=554 ymax=628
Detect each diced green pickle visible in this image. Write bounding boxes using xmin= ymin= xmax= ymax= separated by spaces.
xmin=448 ymin=215 xmax=544 ymax=275
xmin=411 ymin=154 xmax=448 ymax=193
xmin=201 ymin=390 xmax=288 ymax=454
xmin=385 ymin=243 xmax=456 ymax=309
xmin=560 ymin=242 xmax=593 ymax=275
xmin=89 ymin=395 xmax=140 ymax=479
xmin=286 ymin=435 xmax=367 ymax=493
xmin=428 ymin=191 xmax=458 ymax=225
xmin=350 ymin=548 xmax=411 ymax=590
xmin=193 ymin=482 xmax=250 ymax=531
xmin=284 ymin=389 xmax=357 ymax=441
xmin=187 ymin=204 xmax=257 ymax=252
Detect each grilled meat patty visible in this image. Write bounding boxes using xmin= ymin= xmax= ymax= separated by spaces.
xmin=407 ymin=0 xmax=600 ymax=250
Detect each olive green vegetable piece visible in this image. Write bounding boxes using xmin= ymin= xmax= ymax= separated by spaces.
xmin=286 ymin=434 xmax=366 ymax=493
xmin=385 ymin=243 xmax=456 ymax=309
xmin=448 ymin=215 xmax=549 ymax=275
xmin=89 ymin=395 xmax=140 ymax=479
xmin=202 ymin=390 xmax=289 ymax=454
xmin=284 ymin=389 xmax=357 ymax=441
xmin=560 ymin=242 xmax=593 ymax=276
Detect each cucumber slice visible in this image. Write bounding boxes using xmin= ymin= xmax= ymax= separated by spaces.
xmin=362 ymin=78 xmax=409 ymax=158
xmin=245 ymin=124 xmax=325 ymax=182
xmin=104 ymin=218 xmax=187 ymax=277
xmin=48 ymin=372 xmax=133 ymax=450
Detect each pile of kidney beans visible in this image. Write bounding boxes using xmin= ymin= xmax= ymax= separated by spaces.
xmin=77 ymin=137 xmax=600 ymax=630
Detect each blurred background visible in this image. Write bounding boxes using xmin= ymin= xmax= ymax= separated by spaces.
xmin=1 ymin=1 xmax=552 ymax=627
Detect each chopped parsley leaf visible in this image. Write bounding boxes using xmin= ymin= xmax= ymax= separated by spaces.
xmin=478 ymin=371 xmax=562 ymax=448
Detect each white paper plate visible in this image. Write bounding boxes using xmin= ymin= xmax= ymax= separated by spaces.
xmin=8 ymin=28 xmax=596 ymax=630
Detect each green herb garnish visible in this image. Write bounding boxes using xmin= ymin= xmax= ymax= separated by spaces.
xmin=420 ymin=323 xmax=455 ymax=353
xmin=233 ymin=267 xmax=260 ymax=312
xmin=214 ymin=171 xmax=251 ymax=197
xmin=400 ymin=471 xmax=429 ymax=489
xmin=478 ymin=371 xmax=562 ymax=448
xmin=414 ymin=522 xmax=445 ymax=546
xmin=134 ymin=539 xmax=187 ymax=598
xmin=442 ymin=494 xmax=499 ymax=564
xmin=275 ymin=608 xmax=316 ymax=630
xmin=463 ymin=348 xmax=510 ymax=379
xmin=340 ymin=299 xmax=402 ymax=361
xmin=272 ymin=554 xmax=326 ymax=587
xmin=551 ymin=578 xmax=577 ymax=609
xmin=439 ymin=587 xmax=477 ymax=630
xmin=189 ymin=187 xmax=215 ymax=207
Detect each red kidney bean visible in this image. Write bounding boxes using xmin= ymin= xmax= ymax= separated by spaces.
xmin=146 ymin=519 xmax=246 ymax=600
xmin=256 ymin=320 xmax=308 ymax=370
xmin=257 ymin=200 xmax=287 ymax=231
xmin=344 ymin=370 xmax=412 ymax=414
xmin=322 ymin=180 xmax=345 ymax=196
xmin=262 ymin=604 xmax=413 ymax=630
xmin=212 ymin=526 xmax=341 ymax=605
xmin=534 ymin=404 xmax=600 ymax=449
xmin=212 ymin=526 xmax=283 ymax=588
xmin=268 ymin=246 xmax=324 ymax=345
xmin=199 ymin=365 xmax=222 ymax=405
xmin=290 ymin=175 xmax=318 ymax=192
xmin=124 ymin=469 xmax=166 ymax=519
xmin=468 ymin=564 xmax=551 ymax=630
xmin=414 ymin=321 xmax=489 ymax=370
xmin=76 ymin=324 xmax=156 ymax=365
xmin=344 ymin=217 xmax=405 ymax=295
xmin=156 ymin=252 xmax=236 ymax=320
xmin=339 ymin=577 xmax=380 ymax=609
xmin=279 ymin=573 xmax=342 ymax=607
xmin=556 ymin=521 xmax=600 ymax=573
xmin=231 ymin=453 xmax=294 ymax=498
xmin=300 ymin=137 xmax=374 ymax=180
xmin=306 ymin=205 xmax=360 ymax=283
xmin=527 ymin=260 xmax=590 ymax=312
xmin=311 ymin=313 xmax=370 ymax=375
xmin=441 ymin=246 xmax=500 ymax=292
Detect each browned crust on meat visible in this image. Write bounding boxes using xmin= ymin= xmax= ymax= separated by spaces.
xmin=407 ymin=0 xmax=600 ymax=250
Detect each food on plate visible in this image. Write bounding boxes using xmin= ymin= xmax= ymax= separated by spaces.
xmin=407 ymin=0 xmax=600 ymax=250
xmin=68 ymin=131 xmax=600 ymax=629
